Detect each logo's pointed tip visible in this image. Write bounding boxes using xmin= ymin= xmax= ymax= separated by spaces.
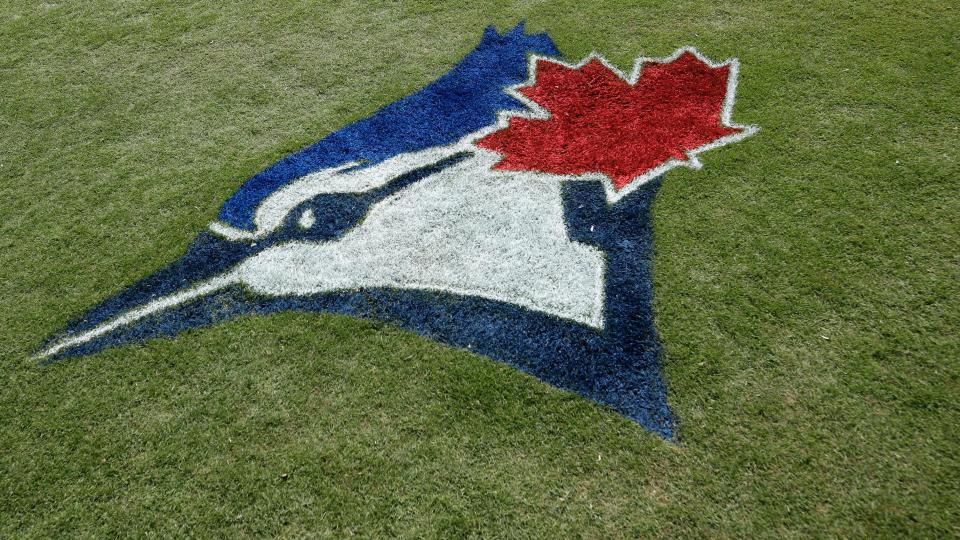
xmin=35 ymin=347 xmax=70 ymax=366
xmin=37 ymin=234 xmax=243 ymax=364
xmin=33 ymin=328 xmax=78 ymax=363
xmin=31 ymin=348 xmax=53 ymax=363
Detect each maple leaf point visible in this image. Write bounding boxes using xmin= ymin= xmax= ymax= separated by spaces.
xmin=475 ymin=49 xmax=758 ymax=199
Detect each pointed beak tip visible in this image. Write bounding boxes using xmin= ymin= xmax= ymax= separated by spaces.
xmin=33 ymin=230 xmax=248 ymax=363
xmin=31 ymin=344 xmax=61 ymax=364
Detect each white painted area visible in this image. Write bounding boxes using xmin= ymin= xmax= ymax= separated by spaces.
xmin=297 ymin=208 xmax=316 ymax=229
xmin=234 ymin=152 xmax=606 ymax=328
xmin=38 ymin=151 xmax=606 ymax=360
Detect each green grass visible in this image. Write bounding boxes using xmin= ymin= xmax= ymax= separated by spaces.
xmin=2 ymin=0 xmax=958 ymax=536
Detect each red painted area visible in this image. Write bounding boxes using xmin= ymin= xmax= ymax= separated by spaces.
xmin=476 ymin=52 xmax=745 ymax=190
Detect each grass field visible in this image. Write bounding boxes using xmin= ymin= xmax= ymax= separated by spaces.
xmin=2 ymin=0 xmax=958 ymax=536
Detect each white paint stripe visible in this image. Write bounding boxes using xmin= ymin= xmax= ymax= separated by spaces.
xmin=36 ymin=275 xmax=236 ymax=359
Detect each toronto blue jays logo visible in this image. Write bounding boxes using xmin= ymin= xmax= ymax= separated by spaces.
xmin=39 ymin=23 xmax=757 ymax=438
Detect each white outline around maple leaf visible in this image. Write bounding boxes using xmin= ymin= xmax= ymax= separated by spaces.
xmin=468 ymin=47 xmax=761 ymax=203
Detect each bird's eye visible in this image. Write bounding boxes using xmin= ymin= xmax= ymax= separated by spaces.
xmin=298 ymin=208 xmax=316 ymax=229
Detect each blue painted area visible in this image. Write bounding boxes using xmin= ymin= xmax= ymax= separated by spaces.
xmin=39 ymin=24 xmax=677 ymax=438
xmin=218 ymin=23 xmax=559 ymax=231
xmin=45 ymin=180 xmax=673 ymax=438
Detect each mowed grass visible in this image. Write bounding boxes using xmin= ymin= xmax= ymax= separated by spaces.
xmin=1 ymin=0 xmax=958 ymax=536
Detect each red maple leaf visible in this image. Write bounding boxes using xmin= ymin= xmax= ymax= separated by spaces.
xmin=475 ymin=50 xmax=753 ymax=193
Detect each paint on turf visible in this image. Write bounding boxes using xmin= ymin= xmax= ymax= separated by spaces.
xmin=38 ymin=23 xmax=758 ymax=439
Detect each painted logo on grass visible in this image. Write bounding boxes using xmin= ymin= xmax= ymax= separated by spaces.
xmin=38 ymin=23 xmax=757 ymax=438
